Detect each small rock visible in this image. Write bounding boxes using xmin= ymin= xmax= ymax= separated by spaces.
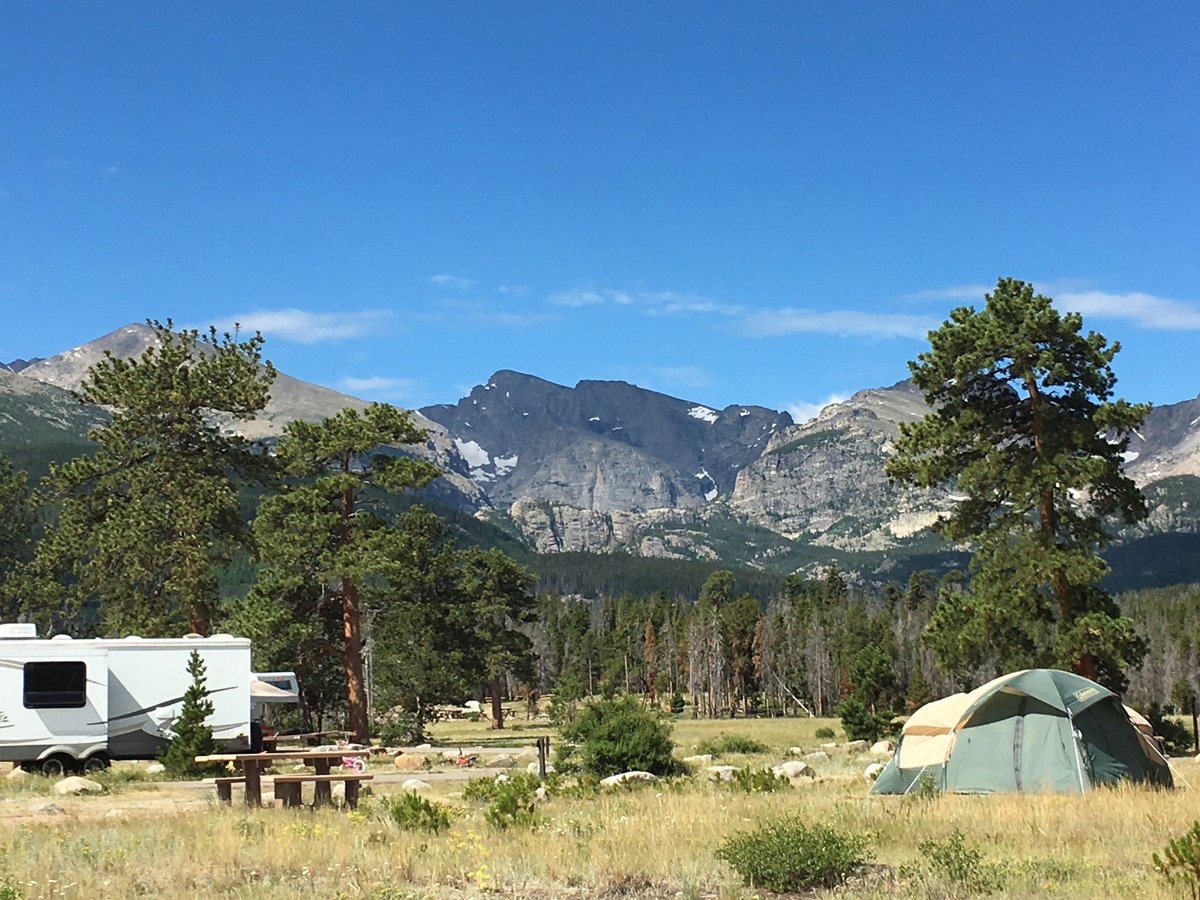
xmin=145 ymin=762 xmax=166 ymax=774
xmin=29 ymin=803 xmax=65 ymax=815
xmin=53 ymin=776 xmax=103 ymax=796
xmin=600 ymin=771 xmax=657 ymax=787
xmin=526 ymin=762 xmax=555 ymax=775
xmin=870 ymin=740 xmax=895 ymax=756
xmin=534 ymin=786 xmax=548 ymax=801
xmin=486 ymin=754 xmax=516 ymax=768
xmin=683 ymin=754 xmax=714 ymax=766
xmin=393 ymin=754 xmax=427 ymax=772
xmin=401 ymin=778 xmax=431 ymax=791
xmin=332 ymin=782 xmax=346 ymax=801
xmin=494 ymin=773 xmax=510 ymax=784
xmin=805 ymin=751 xmax=830 ymax=761
xmin=864 ymin=762 xmax=886 ymax=781
xmin=706 ymin=765 xmax=738 ymax=782
xmin=7 ymin=766 xmax=31 ymax=781
xmin=440 ymin=750 xmax=462 ymax=763
xmin=771 ymin=760 xmax=815 ymax=780
xmin=413 ymin=743 xmax=433 ymax=751
xmin=785 ymin=747 xmax=806 ymax=757
xmin=843 ymin=740 xmax=869 ymax=754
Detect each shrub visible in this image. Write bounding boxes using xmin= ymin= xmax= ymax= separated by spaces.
xmin=669 ymin=691 xmax=686 ymax=714
xmin=729 ymin=767 xmax=792 ymax=794
xmin=557 ymin=695 xmax=683 ymax=777
xmin=383 ymin=791 xmax=452 ymax=834
xmin=693 ymin=734 xmax=769 ymax=756
xmin=716 ymin=817 xmax=869 ymax=892
xmin=485 ymin=776 xmax=539 ymax=829
xmin=1154 ymin=820 xmax=1200 ymax=899
xmin=916 ymin=830 xmax=1003 ymax=894
xmin=1148 ymin=703 xmax=1195 ymax=753
xmin=836 ymin=694 xmax=893 ymax=744
xmin=814 ymin=726 xmax=836 ymax=740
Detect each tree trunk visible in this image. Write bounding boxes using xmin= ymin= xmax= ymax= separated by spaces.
xmin=342 ymin=577 xmax=370 ymax=744
xmin=491 ymin=675 xmax=505 ymax=729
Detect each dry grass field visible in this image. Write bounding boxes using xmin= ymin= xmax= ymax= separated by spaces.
xmin=0 ymin=715 xmax=1195 ymax=899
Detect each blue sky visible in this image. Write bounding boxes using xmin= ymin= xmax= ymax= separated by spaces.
xmin=2 ymin=4 xmax=1197 ymax=419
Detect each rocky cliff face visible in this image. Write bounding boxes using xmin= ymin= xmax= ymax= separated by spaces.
xmin=420 ymin=370 xmax=791 ymax=510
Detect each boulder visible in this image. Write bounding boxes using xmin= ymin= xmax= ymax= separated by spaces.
xmin=870 ymin=740 xmax=895 ymax=756
xmin=805 ymin=751 xmax=830 ymax=762
xmin=863 ymin=762 xmax=886 ymax=781
xmin=401 ymin=778 xmax=432 ymax=792
xmin=526 ymin=762 xmax=555 ymax=775
xmin=771 ymin=760 xmax=815 ymax=780
xmin=534 ymin=786 xmax=548 ymax=801
xmin=6 ymin=766 xmax=31 ymax=781
xmin=413 ymin=743 xmax=433 ymax=751
xmin=683 ymin=754 xmax=714 ymax=766
xmin=785 ymin=747 xmax=806 ymax=757
xmin=843 ymin=740 xmax=869 ymax=754
xmin=145 ymin=762 xmax=166 ymax=774
xmin=393 ymin=755 xmax=427 ymax=773
xmin=706 ymin=765 xmax=738 ymax=782
xmin=440 ymin=750 xmax=463 ymax=763
xmin=486 ymin=754 xmax=516 ymax=768
xmin=600 ymin=771 xmax=657 ymax=787
xmin=53 ymin=776 xmax=104 ymax=796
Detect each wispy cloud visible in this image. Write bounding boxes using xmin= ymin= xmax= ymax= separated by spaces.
xmin=787 ymin=393 xmax=850 ymax=423
xmin=428 ymin=274 xmax=476 ymax=291
xmin=739 ymin=309 xmax=935 ymax=340
xmin=338 ymin=375 xmax=415 ymax=400
xmin=549 ymin=286 xmax=743 ymax=316
xmin=498 ymin=284 xmax=528 ymax=296
xmin=904 ymin=284 xmax=990 ymax=302
xmin=210 ymin=308 xmax=393 ymax=344
xmin=649 ymin=365 xmax=713 ymax=389
xmin=1056 ymin=291 xmax=1200 ymax=331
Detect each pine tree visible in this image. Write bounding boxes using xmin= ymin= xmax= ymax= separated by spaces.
xmin=19 ymin=322 xmax=275 ymax=636
xmin=886 ymin=278 xmax=1149 ymax=689
xmin=159 ymin=650 xmax=218 ymax=777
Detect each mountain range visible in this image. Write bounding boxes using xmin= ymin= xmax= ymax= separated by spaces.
xmin=5 ymin=323 xmax=1200 ymax=586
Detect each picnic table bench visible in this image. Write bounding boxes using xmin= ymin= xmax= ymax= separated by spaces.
xmin=197 ymin=749 xmax=371 ymax=808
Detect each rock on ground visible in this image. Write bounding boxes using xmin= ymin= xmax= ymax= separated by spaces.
xmin=683 ymin=754 xmax=714 ymax=766
xmin=526 ymin=762 xmax=555 ymax=775
xmin=6 ymin=766 xmax=31 ymax=781
xmin=145 ymin=762 xmax=166 ymax=774
xmin=870 ymin=740 xmax=895 ymax=756
xmin=863 ymin=762 xmax=887 ymax=781
xmin=29 ymin=803 xmax=65 ymax=815
xmin=805 ymin=751 xmax=830 ymax=762
xmin=486 ymin=754 xmax=516 ymax=768
xmin=401 ymin=778 xmax=432 ymax=791
xmin=843 ymin=740 xmax=869 ymax=754
xmin=706 ymin=765 xmax=738 ymax=782
xmin=393 ymin=754 xmax=428 ymax=772
xmin=771 ymin=761 xmax=815 ymax=780
xmin=600 ymin=771 xmax=657 ymax=787
xmin=786 ymin=747 xmax=806 ymax=757
xmin=53 ymin=776 xmax=104 ymax=796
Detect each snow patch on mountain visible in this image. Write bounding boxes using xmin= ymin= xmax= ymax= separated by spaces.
xmin=687 ymin=405 xmax=719 ymax=424
xmin=454 ymin=439 xmax=491 ymax=468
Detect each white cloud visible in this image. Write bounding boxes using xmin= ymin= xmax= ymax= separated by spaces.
xmin=210 ymin=308 xmax=392 ymax=344
xmin=338 ymin=375 xmax=415 ymax=400
xmin=1056 ymin=291 xmax=1200 ymax=331
xmin=904 ymin=284 xmax=991 ymax=302
xmin=429 ymin=274 xmax=476 ymax=291
xmin=649 ymin=366 xmax=713 ymax=389
xmin=739 ymin=309 xmax=935 ymax=340
xmin=550 ymin=286 xmax=743 ymax=316
xmin=786 ymin=393 xmax=850 ymax=423
xmin=498 ymin=284 xmax=528 ymax=296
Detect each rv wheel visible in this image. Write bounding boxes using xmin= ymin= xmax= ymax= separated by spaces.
xmin=81 ymin=754 xmax=110 ymax=774
xmin=38 ymin=755 xmax=74 ymax=778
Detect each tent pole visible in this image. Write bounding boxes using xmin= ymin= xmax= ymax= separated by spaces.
xmin=901 ymin=765 xmax=930 ymax=796
xmin=1066 ymin=709 xmax=1087 ymax=794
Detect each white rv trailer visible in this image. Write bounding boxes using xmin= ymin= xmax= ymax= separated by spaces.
xmin=0 ymin=624 xmax=292 ymax=775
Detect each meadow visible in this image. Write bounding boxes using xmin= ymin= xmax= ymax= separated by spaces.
xmin=0 ymin=714 xmax=1195 ymax=899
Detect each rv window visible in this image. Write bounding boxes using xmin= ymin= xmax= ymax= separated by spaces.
xmin=23 ymin=661 xmax=87 ymax=709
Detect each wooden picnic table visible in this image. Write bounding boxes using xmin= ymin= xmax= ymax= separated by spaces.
xmin=195 ymin=749 xmax=371 ymax=807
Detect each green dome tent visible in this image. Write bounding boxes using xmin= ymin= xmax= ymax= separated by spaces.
xmin=871 ymin=669 xmax=1173 ymax=795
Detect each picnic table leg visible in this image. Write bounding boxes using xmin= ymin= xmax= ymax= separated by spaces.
xmin=243 ymin=760 xmax=262 ymax=807
xmin=313 ymin=758 xmax=332 ymax=807
xmin=344 ymin=779 xmax=360 ymax=809
xmin=217 ymin=781 xmax=232 ymax=805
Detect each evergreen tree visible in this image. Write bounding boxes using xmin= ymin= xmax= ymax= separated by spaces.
xmin=19 ymin=322 xmax=275 ymax=636
xmin=0 ymin=454 xmax=34 ymax=600
xmin=159 ymin=650 xmax=219 ymax=777
xmin=252 ymin=404 xmax=441 ymax=743
xmin=886 ymin=278 xmax=1149 ymax=689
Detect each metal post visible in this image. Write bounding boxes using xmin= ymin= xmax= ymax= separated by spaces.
xmin=537 ymin=736 xmax=548 ymax=780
